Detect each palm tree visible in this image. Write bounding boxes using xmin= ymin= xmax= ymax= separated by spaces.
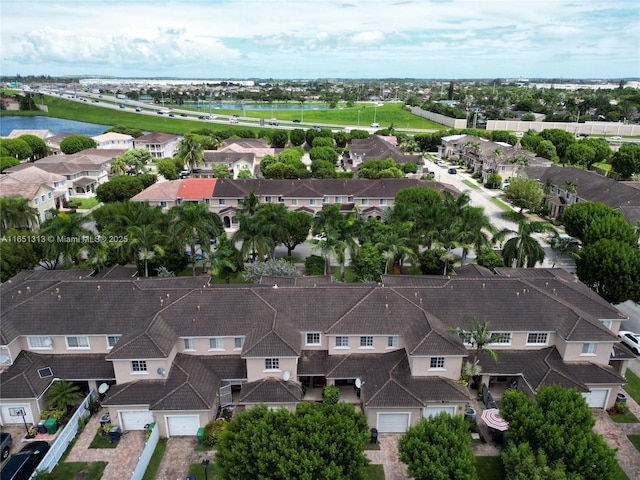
xmin=170 ymin=202 xmax=223 ymax=276
xmin=39 ymin=212 xmax=93 ymax=266
xmin=110 ymin=157 xmax=127 ymax=176
xmin=312 ymin=205 xmax=358 ymax=281
xmin=238 ymin=192 xmax=260 ymax=217
xmin=456 ymin=206 xmax=493 ymax=266
xmin=375 ymin=223 xmax=417 ymax=275
xmin=127 ymin=224 xmax=166 ymax=277
xmin=46 ymin=380 xmax=82 ymax=411
xmin=493 ymin=211 xmax=556 ymax=268
xmin=233 ymin=213 xmax=275 ymax=264
xmin=0 ymin=196 xmax=38 ymax=233
xmin=175 ymin=134 xmax=204 ymax=171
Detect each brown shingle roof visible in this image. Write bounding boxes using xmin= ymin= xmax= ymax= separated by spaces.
xmin=239 ymin=377 xmax=303 ymax=403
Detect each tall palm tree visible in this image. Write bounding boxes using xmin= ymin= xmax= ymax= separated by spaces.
xmin=456 ymin=206 xmax=493 ymax=266
xmin=493 ymin=211 xmax=556 ymax=268
xmin=312 ymin=205 xmax=358 ymax=281
xmin=110 ymin=157 xmax=127 ymax=176
xmin=170 ymin=202 xmax=223 ymax=276
xmin=46 ymin=379 xmax=82 ymax=411
xmin=175 ymin=135 xmax=204 ymax=171
xmin=375 ymin=222 xmax=418 ymax=275
xmin=0 ymin=196 xmax=38 ymax=233
xmin=238 ymin=192 xmax=260 ymax=217
xmin=233 ymin=212 xmax=275 ymax=264
xmin=127 ymin=224 xmax=166 ymax=277
xmin=39 ymin=212 xmax=93 ymax=266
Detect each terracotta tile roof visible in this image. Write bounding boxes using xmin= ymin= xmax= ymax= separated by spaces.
xmin=177 ymin=178 xmax=216 ymax=200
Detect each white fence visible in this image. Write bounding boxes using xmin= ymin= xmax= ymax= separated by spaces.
xmin=131 ymin=422 xmax=160 ymax=480
xmin=32 ymin=390 xmax=96 ymax=477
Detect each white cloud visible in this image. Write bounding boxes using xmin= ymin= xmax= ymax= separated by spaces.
xmin=349 ymin=30 xmax=386 ymax=45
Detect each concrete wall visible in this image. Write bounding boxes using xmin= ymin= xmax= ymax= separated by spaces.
xmin=245 ymin=357 xmax=298 ymax=381
xmin=408 ymin=356 xmax=462 ymax=380
xmin=487 ymin=120 xmax=640 ymax=136
xmin=408 ymin=106 xmax=467 ymax=129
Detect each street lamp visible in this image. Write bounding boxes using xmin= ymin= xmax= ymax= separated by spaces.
xmin=201 ymin=458 xmax=210 ymax=480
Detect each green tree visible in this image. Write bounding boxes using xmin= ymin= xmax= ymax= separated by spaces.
xmin=95 ymin=175 xmax=144 ymax=203
xmin=309 ymin=145 xmax=339 ymax=164
xmin=535 ymin=140 xmax=559 ymax=162
xmin=209 ymin=233 xmax=242 ymax=283
xmin=0 ymin=138 xmax=32 ymax=160
xmin=399 ymin=412 xmax=476 ymax=480
xmin=127 ymin=224 xmax=166 ymax=277
xmin=580 ymin=138 xmax=611 ymax=164
xmin=475 ymin=248 xmax=504 ymax=272
xmin=494 ymin=212 xmax=555 ymax=268
xmin=611 ymin=144 xmax=640 ymax=179
xmin=281 ymin=211 xmax=313 ymax=256
xmin=562 ymin=202 xmax=620 ymax=244
xmin=538 ymin=129 xmax=575 ymax=160
xmin=311 ymin=136 xmax=334 ymax=148
xmin=452 ymin=318 xmax=508 ymax=381
xmin=156 ymin=158 xmax=180 ymax=180
xmin=216 ymin=403 xmax=367 ymax=480
xmin=289 ymin=128 xmax=306 ymax=147
xmin=17 ymin=134 xmax=48 ymax=160
xmin=503 ymin=178 xmax=544 ymax=213
xmin=59 ymin=135 xmax=97 ymax=154
xmin=375 ymin=222 xmax=417 ymax=274
xmin=39 ymin=212 xmax=93 ymax=266
xmin=114 ymin=148 xmax=153 ymax=174
xmin=418 ymin=248 xmax=446 ymax=274
xmin=485 ymin=173 xmax=502 ymax=189
xmin=169 ymin=202 xmax=223 ymax=276
xmin=46 ymin=380 xmax=82 ymax=411
xmin=582 ymin=214 xmax=638 ymax=247
xmin=0 ymin=196 xmax=38 ymax=233
xmin=564 ymin=142 xmax=596 ymax=168
xmin=270 ymin=130 xmax=289 ymax=148
xmin=0 ymin=156 xmax=20 ymax=172
xmin=237 ymin=169 xmax=252 ymax=179
xmin=350 ymin=242 xmax=384 ymax=281
xmin=211 ymin=163 xmax=231 ymax=178
xmin=501 ymin=386 xmax=617 ymax=480
xmin=576 ymin=239 xmax=640 ymax=303
xmin=0 ymin=229 xmax=40 ymax=281
xmin=175 ymin=134 xmax=204 ymax=170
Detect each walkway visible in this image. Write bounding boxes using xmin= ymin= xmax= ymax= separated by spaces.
xmin=65 ymin=409 xmax=144 ymax=479
xmin=155 ymin=437 xmax=210 ymax=480
xmin=365 ymin=434 xmax=408 ymax=480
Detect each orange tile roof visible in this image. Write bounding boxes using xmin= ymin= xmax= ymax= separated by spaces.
xmin=178 ymin=178 xmax=216 ymax=200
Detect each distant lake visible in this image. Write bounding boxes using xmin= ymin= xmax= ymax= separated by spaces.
xmin=0 ymin=116 xmax=110 ymax=137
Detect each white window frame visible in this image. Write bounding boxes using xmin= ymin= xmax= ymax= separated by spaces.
xmin=335 ymin=196 xmax=342 ymax=203
xmin=309 ymin=199 xmax=317 ymax=206
xmin=209 ymin=337 xmax=224 ymax=350
xmin=387 ymin=335 xmax=399 ymax=348
xmin=264 ymin=358 xmax=280 ymax=371
xmin=379 ymin=199 xmax=387 ymax=206
xmin=429 ymin=357 xmax=445 ymax=369
xmin=234 ymin=337 xmax=244 ymax=350
xmin=335 ymin=336 xmax=349 ymax=348
xmin=218 ymin=199 xmax=225 ymax=205
xmin=66 ymin=336 xmax=90 ymax=349
xmin=581 ymin=343 xmax=597 ymax=355
xmin=27 ymin=336 xmax=52 ymax=350
xmin=305 ymin=332 xmax=321 ymax=346
xmin=359 ymin=336 xmax=374 ymax=348
xmin=601 ymin=320 xmax=613 ymax=330
xmin=360 ymin=199 xmax=369 ymax=206
xmin=183 ymin=338 xmax=195 ymax=351
xmin=106 ymin=335 xmax=121 ymax=349
xmin=290 ymin=199 xmax=298 ymax=206
xmin=526 ymin=332 xmax=549 ymax=345
xmin=489 ymin=332 xmax=512 ymax=345
xmin=131 ymin=360 xmax=148 ymax=373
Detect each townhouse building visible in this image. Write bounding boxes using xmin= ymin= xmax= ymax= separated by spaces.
xmin=0 ymin=182 xmax=56 ymax=228
xmin=0 ymin=165 xmax=68 ymax=210
xmin=133 ymin=132 xmax=180 ymax=159
xmin=92 ymin=132 xmax=134 ymax=150
xmin=0 ymin=266 xmax=630 ymax=437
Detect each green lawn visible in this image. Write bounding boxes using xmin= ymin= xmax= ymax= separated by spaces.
xmin=88 ymin=430 xmax=118 ymax=449
xmin=48 ymin=461 xmax=107 ymax=480
xmin=614 ymin=463 xmax=631 ymax=480
xmin=610 ymin=412 xmax=639 ymax=423
xmin=141 ymin=438 xmax=167 ymax=480
xmin=476 ymin=456 xmax=506 ymax=480
xmin=68 ymin=197 xmax=100 ymax=210
xmin=187 ymin=461 xmax=216 ymax=479
xmin=365 ymin=464 xmax=385 ymax=480
xmin=624 ymin=369 xmax=640 ymax=403
xmin=489 ymin=197 xmax=513 ymax=211
xmin=1 ymin=96 xmax=445 ymax=134
xmin=462 ymin=179 xmax=481 ymax=190
xmin=628 ymin=434 xmax=640 ymax=452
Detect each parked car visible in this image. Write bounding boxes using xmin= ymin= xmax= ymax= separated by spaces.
xmin=1 ymin=432 xmax=12 ymax=461
xmin=448 ymin=168 xmax=457 ymax=174
xmin=435 ymin=159 xmax=446 ymax=166
xmin=118 ymin=104 xmax=125 ymax=109
xmin=292 ymin=119 xmax=301 ymax=123
xmin=1 ymin=441 xmax=49 ymax=480
xmin=135 ymin=108 xmax=142 ymax=112
xmin=619 ymin=331 xmax=640 ymax=354
xmin=312 ymin=232 xmax=327 ymax=242
xmin=427 ymin=171 xmax=436 ymax=178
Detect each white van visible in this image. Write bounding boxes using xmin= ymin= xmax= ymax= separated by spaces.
xmin=370 ymin=123 xmax=380 ymax=128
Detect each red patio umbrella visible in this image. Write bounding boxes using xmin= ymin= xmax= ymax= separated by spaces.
xmin=480 ymin=408 xmax=509 ymax=431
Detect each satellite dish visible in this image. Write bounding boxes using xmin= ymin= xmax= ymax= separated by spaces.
xmin=283 ymin=371 xmax=291 ymax=382
xmin=157 ymin=367 xmax=166 ymax=376
xmin=98 ymin=383 xmax=109 ymax=394
xmin=355 ymin=378 xmax=362 ymax=389
xmin=43 ymin=338 xmax=52 ymax=347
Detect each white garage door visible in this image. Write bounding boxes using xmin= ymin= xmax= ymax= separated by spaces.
xmin=166 ymin=415 xmax=200 ymax=437
xmin=1 ymin=405 xmax=34 ymax=425
xmin=582 ymin=389 xmax=609 ymax=408
xmin=424 ymin=406 xmax=456 ymax=418
xmin=120 ymin=410 xmax=154 ymax=430
xmin=377 ymin=413 xmax=410 ymax=433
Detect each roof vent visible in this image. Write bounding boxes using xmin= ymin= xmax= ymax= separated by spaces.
xmin=57 ymin=295 xmax=62 ymax=300
xmin=55 ymin=287 xmax=59 ymax=293
xmin=166 ymin=293 xmax=170 ymax=298
xmin=17 ymin=290 xmax=21 ymax=295
xmin=26 ymin=286 xmax=31 ymax=292
xmin=160 ymin=298 xmax=164 ymax=306
xmin=273 ymin=284 xmax=278 ymax=289
xmin=482 ymin=283 xmax=485 ymax=289
xmin=516 ymin=291 xmax=520 ymax=297
xmin=197 ymin=305 xmax=201 ymax=311
xmin=97 ymin=285 xmax=100 ymax=290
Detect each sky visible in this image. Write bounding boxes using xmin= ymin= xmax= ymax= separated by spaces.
xmin=1 ymin=0 xmax=639 ymax=80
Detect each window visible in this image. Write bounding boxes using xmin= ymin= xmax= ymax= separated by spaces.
xmin=41 ymin=195 xmax=46 ymax=202
xmin=34 ymin=198 xmax=39 ymax=205
xmin=430 ymin=357 xmax=445 ymax=369
xmin=489 ymin=332 xmax=512 ymax=344
xmin=218 ymin=199 xmax=225 ymax=205
xmin=278 ymin=196 xmax=284 ymax=203
xmin=379 ymin=199 xmax=387 ymax=206
xmin=265 ymin=196 xmax=271 ymax=203
xmin=209 ymin=337 xmax=224 ymax=350
xmin=234 ymin=337 xmax=244 ymax=350
xmin=66 ymin=336 xmax=89 ymax=349
xmin=360 ymin=336 xmax=374 ymax=348
xmin=309 ymin=199 xmax=317 ymax=206
xmin=48 ymin=192 xmax=52 ymax=199
xmin=526 ymin=332 xmax=548 ymax=345
xmin=335 ymin=336 xmax=349 ymax=348
xmin=581 ymin=343 xmax=597 ymax=355
xmin=265 ymin=358 xmax=280 ymax=370
xmin=335 ymin=196 xmax=342 ymax=203
xmin=360 ymin=199 xmax=368 ymax=206
xmin=107 ymin=335 xmax=121 ymax=348
xmin=159 ymin=201 xmax=167 ymax=208
xmin=322 ymin=196 xmax=328 ymax=204
xmin=183 ymin=338 xmax=195 ymax=351
xmin=601 ymin=320 xmax=613 ymax=330
xmin=131 ymin=360 xmax=147 ymax=372
xmin=347 ymin=196 xmax=354 ymax=203
xmin=387 ymin=335 xmax=399 ymax=348
xmin=290 ymin=199 xmax=297 ymax=206
xmin=306 ymin=333 xmax=321 ymax=346
xmin=28 ymin=336 xmax=52 ymax=349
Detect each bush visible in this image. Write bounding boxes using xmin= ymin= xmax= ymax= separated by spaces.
xmin=615 ymin=401 xmax=630 ymax=415
xmin=203 ymin=419 xmax=227 ymax=447
xmin=322 ymin=385 xmax=340 ymax=405
xmin=40 ymin=409 xmax=65 ymax=423
xmin=485 ymin=173 xmax=502 ymax=189
xmin=305 ymin=255 xmax=326 ymax=276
